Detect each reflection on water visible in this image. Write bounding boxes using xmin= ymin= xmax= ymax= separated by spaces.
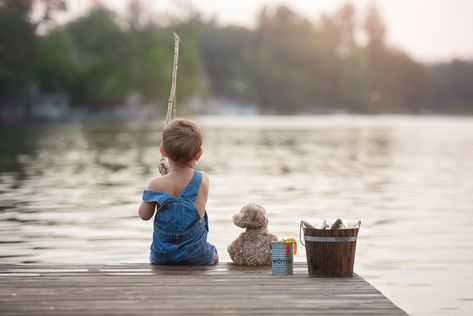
xmin=1 ymin=115 xmax=473 ymax=315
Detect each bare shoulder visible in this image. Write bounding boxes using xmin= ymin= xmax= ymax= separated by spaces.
xmin=147 ymin=176 xmax=167 ymax=192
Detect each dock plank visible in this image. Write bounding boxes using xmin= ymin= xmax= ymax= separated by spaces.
xmin=0 ymin=263 xmax=406 ymax=315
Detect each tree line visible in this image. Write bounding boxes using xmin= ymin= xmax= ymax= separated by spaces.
xmin=1 ymin=0 xmax=472 ymax=115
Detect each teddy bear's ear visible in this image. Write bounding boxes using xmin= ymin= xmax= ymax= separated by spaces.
xmin=253 ymin=206 xmax=268 ymax=227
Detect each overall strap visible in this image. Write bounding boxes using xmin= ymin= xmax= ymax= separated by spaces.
xmin=142 ymin=190 xmax=176 ymax=210
xmin=179 ymin=170 xmax=202 ymax=204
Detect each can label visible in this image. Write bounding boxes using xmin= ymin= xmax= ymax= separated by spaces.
xmin=272 ymin=258 xmax=293 ymax=265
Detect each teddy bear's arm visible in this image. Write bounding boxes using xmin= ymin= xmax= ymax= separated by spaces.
xmin=269 ymin=233 xmax=278 ymax=241
xmin=227 ymin=233 xmax=245 ymax=264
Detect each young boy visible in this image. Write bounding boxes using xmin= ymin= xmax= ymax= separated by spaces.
xmin=139 ymin=119 xmax=218 ymax=265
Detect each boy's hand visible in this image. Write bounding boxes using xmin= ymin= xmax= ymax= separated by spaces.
xmin=158 ymin=157 xmax=170 ymax=176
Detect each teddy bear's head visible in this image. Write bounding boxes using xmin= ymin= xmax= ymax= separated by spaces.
xmin=232 ymin=203 xmax=268 ymax=229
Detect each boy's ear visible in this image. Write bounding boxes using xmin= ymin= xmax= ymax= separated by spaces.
xmin=194 ymin=147 xmax=203 ymax=161
xmin=160 ymin=144 xmax=167 ymax=157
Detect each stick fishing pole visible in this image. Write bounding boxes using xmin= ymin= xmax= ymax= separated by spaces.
xmin=159 ymin=32 xmax=180 ymax=176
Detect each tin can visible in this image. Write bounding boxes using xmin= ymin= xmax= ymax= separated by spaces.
xmin=271 ymin=241 xmax=294 ymax=275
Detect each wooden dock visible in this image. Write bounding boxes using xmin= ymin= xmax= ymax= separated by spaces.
xmin=0 ymin=263 xmax=406 ymax=315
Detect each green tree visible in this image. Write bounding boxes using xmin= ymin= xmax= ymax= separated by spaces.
xmin=35 ymin=29 xmax=77 ymax=92
xmin=0 ymin=1 xmax=36 ymax=103
xmin=65 ymin=7 xmax=130 ymax=108
xmin=2 ymin=1 xmax=473 ymax=117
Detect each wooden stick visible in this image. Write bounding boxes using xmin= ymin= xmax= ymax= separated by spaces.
xmin=159 ymin=32 xmax=180 ymax=176
xmin=165 ymin=32 xmax=180 ymax=126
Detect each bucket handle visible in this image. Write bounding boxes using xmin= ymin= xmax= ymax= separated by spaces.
xmin=299 ymin=220 xmax=305 ymax=247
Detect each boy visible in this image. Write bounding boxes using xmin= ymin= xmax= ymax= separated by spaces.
xmin=139 ymin=119 xmax=218 ymax=264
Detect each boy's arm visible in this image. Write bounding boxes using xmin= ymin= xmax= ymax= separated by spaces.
xmin=138 ymin=178 xmax=162 ymax=220
xmin=138 ymin=201 xmax=156 ymax=221
xmin=202 ymin=171 xmax=210 ymax=201
xmin=198 ymin=172 xmax=210 ymax=215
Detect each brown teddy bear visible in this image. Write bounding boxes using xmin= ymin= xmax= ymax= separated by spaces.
xmin=227 ymin=203 xmax=278 ymax=266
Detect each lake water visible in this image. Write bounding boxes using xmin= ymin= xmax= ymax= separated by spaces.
xmin=1 ymin=115 xmax=472 ymax=315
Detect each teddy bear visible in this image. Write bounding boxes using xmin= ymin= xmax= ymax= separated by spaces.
xmin=227 ymin=203 xmax=278 ymax=266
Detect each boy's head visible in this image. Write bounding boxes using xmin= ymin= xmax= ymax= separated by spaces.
xmin=161 ymin=119 xmax=203 ymax=163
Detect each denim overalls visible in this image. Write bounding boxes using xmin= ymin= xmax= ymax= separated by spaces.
xmin=142 ymin=170 xmax=218 ymax=265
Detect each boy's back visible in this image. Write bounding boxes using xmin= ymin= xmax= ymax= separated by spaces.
xmin=147 ymin=169 xmax=209 ymax=219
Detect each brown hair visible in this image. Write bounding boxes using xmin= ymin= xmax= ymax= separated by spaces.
xmin=162 ymin=119 xmax=203 ymax=163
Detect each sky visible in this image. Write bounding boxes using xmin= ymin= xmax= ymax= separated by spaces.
xmin=68 ymin=0 xmax=473 ymax=63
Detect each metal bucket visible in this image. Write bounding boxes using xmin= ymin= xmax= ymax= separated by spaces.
xmin=271 ymin=241 xmax=294 ymax=275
